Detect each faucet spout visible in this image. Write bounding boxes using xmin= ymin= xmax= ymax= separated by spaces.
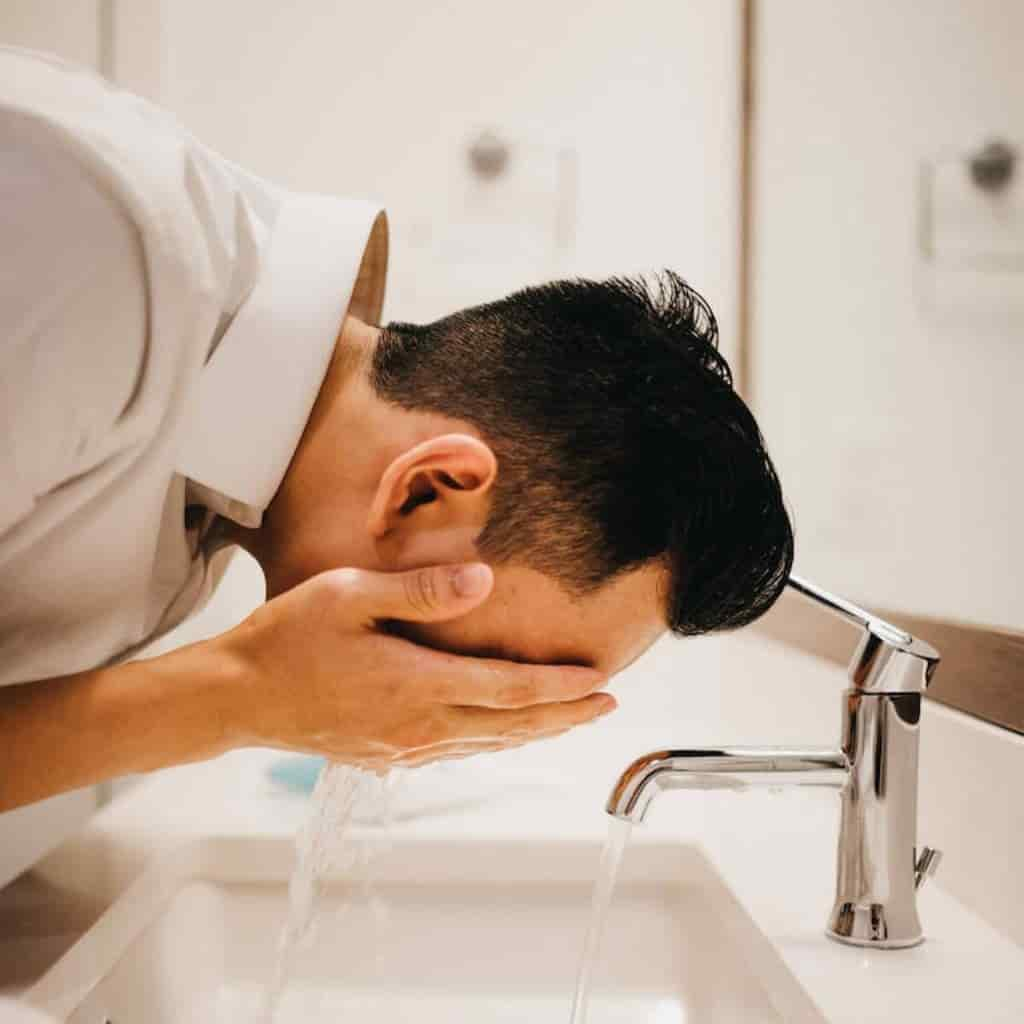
xmin=605 ymin=573 xmax=942 ymax=948
xmin=606 ymin=747 xmax=849 ymax=824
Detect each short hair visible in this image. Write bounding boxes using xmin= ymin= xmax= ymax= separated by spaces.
xmin=371 ymin=271 xmax=793 ymax=635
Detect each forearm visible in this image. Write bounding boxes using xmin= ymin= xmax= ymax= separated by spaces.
xmin=0 ymin=639 xmax=246 ymax=812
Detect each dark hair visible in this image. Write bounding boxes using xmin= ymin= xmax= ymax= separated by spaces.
xmin=371 ymin=271 xmax=793 ymax=635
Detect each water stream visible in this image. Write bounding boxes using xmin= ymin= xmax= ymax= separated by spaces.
xmin=259 ymin=765 xmax=632 ymax=1023
xmin=568 ymin=817 xmax=633 ymax=1024
xmin=260 ymin=761 xmax=395 ymax=1023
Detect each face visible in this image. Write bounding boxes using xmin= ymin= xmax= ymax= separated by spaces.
xmin=260 ymin=449 xmax=666 ymax=677
xmin=391 ymin=561 xmax=666 ymax=678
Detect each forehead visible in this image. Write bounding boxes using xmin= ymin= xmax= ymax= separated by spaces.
xmin=407 ymin=562 xmax=666 ymax=675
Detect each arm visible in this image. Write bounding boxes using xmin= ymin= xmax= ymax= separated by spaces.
xmin=1 ymin=563 xmax=614 ymax=813
xmin=0 ymin=640 xmax=237 ymax=812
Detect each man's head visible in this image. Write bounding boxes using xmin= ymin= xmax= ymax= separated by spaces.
xmin=251 ymin=271 xmax=793 ymax=676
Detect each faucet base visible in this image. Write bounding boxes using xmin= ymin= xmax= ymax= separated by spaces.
xmin=826 ymin=903 xmax=924 ymax=949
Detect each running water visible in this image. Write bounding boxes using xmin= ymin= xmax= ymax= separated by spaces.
xmin=568 ymin=817 xmax=633 ymax=1024
xmin=260 ymin=761 xmax=397 ymax=1023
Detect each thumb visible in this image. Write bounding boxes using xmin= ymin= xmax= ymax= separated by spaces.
xmin=357 ymin=562 xmax=494 ymax=623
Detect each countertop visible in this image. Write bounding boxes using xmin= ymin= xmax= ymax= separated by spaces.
xmin=2 ymin=630 xmax=1022 ymax=1021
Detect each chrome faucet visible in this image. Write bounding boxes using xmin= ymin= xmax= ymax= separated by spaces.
xmin=607 ymin=575 xmax=943 ymax=949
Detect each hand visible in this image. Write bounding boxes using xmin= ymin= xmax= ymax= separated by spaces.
xmin=217 ymin=563 xmax=615 ymax=768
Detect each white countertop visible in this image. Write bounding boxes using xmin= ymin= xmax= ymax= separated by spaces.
xmin=3 ymin=630 xmax=1022 ymax=1020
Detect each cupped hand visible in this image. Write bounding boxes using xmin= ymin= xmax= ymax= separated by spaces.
xmin=217 ymin=563 xmax=615 ymax=768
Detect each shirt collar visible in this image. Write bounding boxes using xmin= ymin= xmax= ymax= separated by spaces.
xmin=176 ymin=193 xmax=388 ymax=527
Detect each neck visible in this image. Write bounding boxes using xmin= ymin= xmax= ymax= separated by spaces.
xmin=223 ymin=315 xmax=381 ymax=579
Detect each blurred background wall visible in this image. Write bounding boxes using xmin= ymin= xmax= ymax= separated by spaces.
xmin=153 ymin=0 xmax=741 ymax=348
xmin=750 ymin=1 xmax=1023 ymax=632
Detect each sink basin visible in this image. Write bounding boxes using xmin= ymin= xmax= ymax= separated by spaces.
xmin=27 ymin=834 xmax=823 ymax=1023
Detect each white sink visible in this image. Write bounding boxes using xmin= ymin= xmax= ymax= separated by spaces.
xmin=26 ymin=835 xmax=823 ymax=1023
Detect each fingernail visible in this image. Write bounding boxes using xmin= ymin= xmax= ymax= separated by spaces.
xmin=596 ymin=696 xmax=617 ymax=717
xmin=452 ymin=563 xmax=491 ymax=598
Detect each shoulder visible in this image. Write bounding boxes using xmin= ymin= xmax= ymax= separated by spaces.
xmin=0 ymin=99 xmax=150 ymax=520
xmin=0 ymin=46 xmax=240 ymax=294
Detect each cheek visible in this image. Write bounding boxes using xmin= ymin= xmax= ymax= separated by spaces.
xmin=403 ymin=595 xmax=529 ymax=662
xmin=405 ymin=606 xmax=497 ymax=655
xmin=394 ymin=525 xmax=484 ymax=571
xmin=272 ymin=517 xmax=377 ymax=591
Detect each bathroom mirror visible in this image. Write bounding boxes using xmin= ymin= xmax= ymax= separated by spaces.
xmin=742 ymin=0 xmax=1023 ymax=733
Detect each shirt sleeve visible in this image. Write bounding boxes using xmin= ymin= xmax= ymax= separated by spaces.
xmin=0 ymin=108 xmax=148 ymax=537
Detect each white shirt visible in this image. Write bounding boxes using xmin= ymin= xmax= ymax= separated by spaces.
xmin=0 ymin=48 xmax=389 ymax=686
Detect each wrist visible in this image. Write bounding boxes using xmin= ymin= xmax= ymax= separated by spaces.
xmin=151 ymin=634 xmax=253 ymax=760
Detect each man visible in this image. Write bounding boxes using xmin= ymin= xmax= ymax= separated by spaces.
xmin=0 ymin=48 xmax=792 ymax=813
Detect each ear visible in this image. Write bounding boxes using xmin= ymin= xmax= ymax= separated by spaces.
xmin=367 ymin=433 xmax=498 ymax=543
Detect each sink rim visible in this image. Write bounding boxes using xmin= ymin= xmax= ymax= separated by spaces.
xmin=25 ymin=832 xmax=827 ymax=1023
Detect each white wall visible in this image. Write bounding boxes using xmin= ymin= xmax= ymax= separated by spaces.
xmin=751 ymin=1 xmax=1024 ymax=630
xmin=0 ymin=0 xmax=99 ymax=67
xmin=154 ymin=0 xmax=741 ymax=358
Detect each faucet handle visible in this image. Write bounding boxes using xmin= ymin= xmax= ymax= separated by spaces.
xmin=915 ymin=846 xmax=943 ymax=890
xmin=788 ymin=575 xmax=940 ymax=693
xmin=848 ymin=629 xmax=940 ymax=693
xmin=788 ymin=574 xmax=911 ymax=644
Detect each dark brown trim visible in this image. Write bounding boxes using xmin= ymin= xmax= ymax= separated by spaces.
xmin=753 ymin=590 xmax=1024 ymax=735
xmin=737 ymin=0 xmax=756 ymax=402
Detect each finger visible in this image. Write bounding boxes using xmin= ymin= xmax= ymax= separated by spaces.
xmin=386 ymin=721 xmax=578 ymax=767
xmin=415 ymin=652 xmax=606 ymax=708
xmin=319 ymin=564 xmax=493 ymax=624
xmin=396 ymin=726 xmax=577 ymax=768
xmin=340 ymin=563 xmax=495 ymax=624
xmin=449 ymin=692 xmax=617 ymax=740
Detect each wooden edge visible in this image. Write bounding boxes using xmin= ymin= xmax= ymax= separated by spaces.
xmin=752 ymin=589 xmax=1024 ymax=736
